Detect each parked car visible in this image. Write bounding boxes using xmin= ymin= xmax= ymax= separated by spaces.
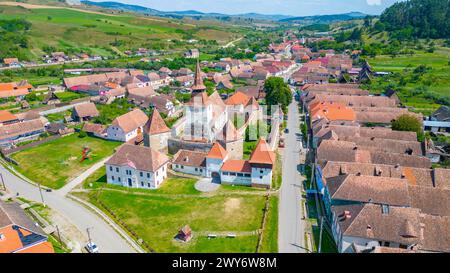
xmin=85 ymin=241 xmax=99 ymax=253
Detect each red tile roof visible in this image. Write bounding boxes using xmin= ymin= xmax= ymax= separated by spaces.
xmin=207 ymin=142 xmax=228 ymax=160
xmin=221 ymin=160 xmax=251 ymax=173
xmin=144 ymin=109 xmax=170 ymax=135
xmin=249 ymin=138 xmax=275 ymax=165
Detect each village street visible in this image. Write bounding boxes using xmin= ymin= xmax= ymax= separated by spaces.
xmin=278 ymin=99 xmax=308 ymax=253
xmin=0 ymin=163 xmax=139 ymax=253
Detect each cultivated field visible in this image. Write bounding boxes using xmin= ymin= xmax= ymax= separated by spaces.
xmin=0 ymin=4 xmax=238 ymax=60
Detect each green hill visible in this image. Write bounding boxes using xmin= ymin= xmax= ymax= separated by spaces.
xmin=0 ymin=3 xmax=241 ymax=61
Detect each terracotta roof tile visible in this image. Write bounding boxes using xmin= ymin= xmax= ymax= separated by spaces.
xmin=106 ymin=144 xmax=169 ymax=172
xmin=207 ymin=142 xmax=228 ymax=160
xmin=221 ymin=160 xmax=251 ymax=173
xmin=249 ymin=138 xmax=275 ymax=165
xmin=172 ymin=149 xmax=207 ymax=167
xmin=111 ymin=109 xmax=148 ymax=134
xmin=144 ymin=109 xmax=170 ymax=135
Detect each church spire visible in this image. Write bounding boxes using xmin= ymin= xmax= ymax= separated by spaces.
xmin=191 ymin=58 xmax=206 ymax=94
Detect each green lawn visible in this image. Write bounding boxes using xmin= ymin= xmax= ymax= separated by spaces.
xmin=259 ymin=195 xmax=279 ymax=253
xmin=77 ymin=168 xmax=271 ymax=252
xmin=10 ymin=133 xmax=121 ymax=189
xmin=87 ymin=189 xmax=265 ymax=252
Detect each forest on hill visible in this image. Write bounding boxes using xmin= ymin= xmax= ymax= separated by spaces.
xmin=378 ymin=0 xmax=450 ymax=39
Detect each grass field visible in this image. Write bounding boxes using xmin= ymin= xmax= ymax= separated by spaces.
xmin=259 ymin=195 xmax=279 ymax=253
xmin=0 ymin=4 xmax=239 ymax=61
xmin=77 ymin=169 xmax=273 ymax=252
xmin=10 ymin=133 xmax=121 ymax=189
xmin=367 ymin=47 xmax=450 ymax=114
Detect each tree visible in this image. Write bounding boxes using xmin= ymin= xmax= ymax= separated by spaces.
xmin=391 ymin=114 xmax=424 ymax=141
xmin=264 ymin=77 xmax=292 ymax=113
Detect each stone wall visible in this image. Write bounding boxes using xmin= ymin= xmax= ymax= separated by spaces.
xmin=168 ymin=137 xmax=213 ymax=155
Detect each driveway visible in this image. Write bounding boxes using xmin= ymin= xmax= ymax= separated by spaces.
xmin=0 ymin=163 xmax=137 ymax=253
xmin=278 ymin=100 xmax=308 ymax=253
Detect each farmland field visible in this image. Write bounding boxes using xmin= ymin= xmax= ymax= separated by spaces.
xmin=367 ymin=47 xmax=450 ymax=115
xmin=0 ymin=3 xmax=239 ymax=61
xmin=10 ymin=133 xmax=121 ymax=189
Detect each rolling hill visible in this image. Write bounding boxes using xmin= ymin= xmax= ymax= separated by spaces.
xmin=0 ymin=2 xmax=242 ymax=61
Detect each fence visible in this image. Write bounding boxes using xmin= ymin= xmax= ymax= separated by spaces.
xmin=255 ymin=193 xmax=271 ymax=253
xmin=1 ymin=135 xmax=61 ymax=156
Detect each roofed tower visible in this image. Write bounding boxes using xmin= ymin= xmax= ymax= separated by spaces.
xmin=191 ymin=59 xmax=206 ymax=94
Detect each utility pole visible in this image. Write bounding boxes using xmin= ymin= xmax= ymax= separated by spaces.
xmin=37 ymin=182 xmax=46 ymax=207
xmin=318 ymin=216 xmax=324 ymax=253
xmin=0 ymin=173 xmax=6 ymax=192
xmin=86 ymin=227 xmax=93 ymax=245
xmin=55 ymin=225 xmax=62 ymax=246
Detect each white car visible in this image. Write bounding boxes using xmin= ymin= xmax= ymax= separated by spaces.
xmin=85 ymin=241 xmax=99 ymax=253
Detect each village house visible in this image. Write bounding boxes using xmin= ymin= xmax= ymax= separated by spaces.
xmin=71 ymin=102 xmax=99 ymax=122
xmin=143 ymin=109 xmax=171 ymax=152
xmin=0 ymin=119 xmax=45 ymax=148
xmin=147 ymin=95 xmax=175 ymax=117
xmin=105 ymin=144 xmax=170 ymax=189
xmin=424 ymin=106 xmax=450 ymax=133
xmin=82 ymin=123 xmax=107 ymax=138
xmin=2 ymin=58 xmax=20 ymax=68
xmin=172 ymin=149 xmax=208 ymax=176
xmin=107 ymin=108 xmax=148 ymax=142
xmin=0 ymin=200 xmax=54 ymax=253
xmin=127 ymin=85 xmax=157 ymax=106
xmin=0 ymin=81 xmax=33 ymax=99
xmin=184 ymin=49 xmax=199 ymax=59
xmin=0 ymin=110 xmax=20 ymax=126
xmin=220 ymin=138 xmax=274 ymax=188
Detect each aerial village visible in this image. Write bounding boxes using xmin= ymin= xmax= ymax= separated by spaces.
xmin=0 ymin=31 xmax=449 ymax=254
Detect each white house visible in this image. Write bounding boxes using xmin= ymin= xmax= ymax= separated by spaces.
xmin=107 ymin=109 xmax=148 ymax=142
xmin=220 ymin=138 xmax=275 ymax=188
xmin=205 ymin=142 xmax=228 ymax=178
xmin=105 ymin=144 xmax=170 ymax=189
xmin=172 ymin=149 xmax=207 ymax=176
xmin=330 ymin=203 xmax=422 ymax=253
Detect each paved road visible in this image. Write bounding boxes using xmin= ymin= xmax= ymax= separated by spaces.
xmin=57 ymin=156 xmax=112 ymax=196
xmin=278 ymin=100 xmax=307 ymax=253
xmin=0 ymin=163 xmax=136 ymax=253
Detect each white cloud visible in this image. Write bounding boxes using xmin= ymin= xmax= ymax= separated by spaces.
xmin=367 ymin=0 xmax=382 ymax=5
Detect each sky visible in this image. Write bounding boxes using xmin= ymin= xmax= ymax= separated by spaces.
xmin=88 ymin=0 xmax=402 ymax=16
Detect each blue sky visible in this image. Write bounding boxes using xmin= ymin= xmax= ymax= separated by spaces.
xmin=88 ymin=0 xmax=402 ymax=16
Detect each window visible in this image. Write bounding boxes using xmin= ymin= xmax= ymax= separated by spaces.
xmin=127 ymin=178 xmax=132 ymax=186
xmin=111 ymin=176 xmax=115 ymax=181
xmin=237 ymin=173 xmax=243 ymax=177
xmin=147 ymin=173 xmax=150 ymax=178
xmin=223 ymin=172 xmax=229 ymax=176
xmin=383 ymin=242 xmax=390 ymax=247
xmin=118 ymin=177 xmax=121 ymax=182
xmin=148 ymin=183 xmax=151 ymax=187
xmin=116 ymin=167 xmax=119 ymax=172
xmin=109 ymin=166 xmax=113 ymax=171
xmin=381 ymin=204 xmax=390 ymax=215
xmin=230 ymin=172 xmax=236 ymax=176
xmin=175 ymin=164 xmax=179 ymax=168
xmin=260 ymin=176 xmax=263 ymax=179
xmin=141 ymin=182 xmax=144 ymax=187
xmin=200 ymin=169 xmax=203 ymax=172
xmin=244 ymin=173 xmax=251 ymax=177
xmin=140 ymin=172 xmax=143 ymax=177
xmin=195 ymin=168 xmax=198 ymax=171
xmin=181 ymin=165 xmax=184 ymax=169
xmin=260 ymin=170 xmax=264 ymax=174
xmin=399 ymin=244 xmax=407 ymax=249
